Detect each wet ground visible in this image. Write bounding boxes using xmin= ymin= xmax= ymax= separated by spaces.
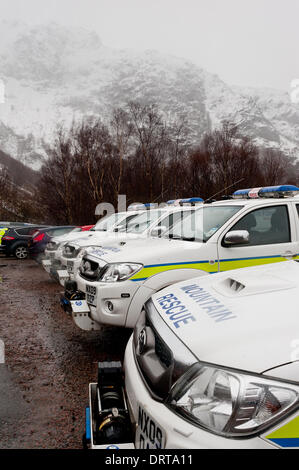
xmin=0 ymin=257 xmax=131 ymax=448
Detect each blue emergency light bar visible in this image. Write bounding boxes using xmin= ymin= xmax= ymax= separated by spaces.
xmin=180 ymin=197 xmax=203 ymax=205
xmin=167 ymin=197 xmax=203 ymax=206
xmin=127 ymin=203 xmax=157 ymax=211
xmin=233 ymin=185 xmax=299 ymax=199
xmin=166 ymin=199 xmax=182 ymax=205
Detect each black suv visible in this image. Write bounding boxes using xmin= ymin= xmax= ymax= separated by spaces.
xmin=0 ymin=225 xmax=49 ymax=259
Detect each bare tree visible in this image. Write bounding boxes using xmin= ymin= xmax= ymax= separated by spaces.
xmin=110 ymin=108 xmax=134 ymax=201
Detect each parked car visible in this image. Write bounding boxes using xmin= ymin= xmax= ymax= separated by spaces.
xmin=28 ymin=225 xmax=76 ymax=263
xmin=0 ymin=225 xmax=50 ymax=259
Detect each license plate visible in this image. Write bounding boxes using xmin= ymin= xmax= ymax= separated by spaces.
xmin=67 ymin=260 xmax=74 ymax=273
xmin=71 ymin=299 xmax=90 ymax=313
xmin=86 ymin=284 xmax=97 ymax=306
xmin=135 ymin=405 xmax=165 ymax=449
xmin=49 ymin=252 xmax=55 ymax=260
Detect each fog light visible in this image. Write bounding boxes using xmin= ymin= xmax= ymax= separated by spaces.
xmin=106 ymin=301 xmax=114 ymax=312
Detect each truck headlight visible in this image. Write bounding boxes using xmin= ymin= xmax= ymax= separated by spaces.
xmin=63 ymin=245 xmax=80 ymax=258
xmin=168 ymin=363 xmax=299 ymax=437
xmin=98 ymin=263 xmax=143 ymax=282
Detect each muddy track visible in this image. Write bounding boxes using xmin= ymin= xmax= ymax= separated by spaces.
xmin=0 ymin=257 xmax=131 ymax=448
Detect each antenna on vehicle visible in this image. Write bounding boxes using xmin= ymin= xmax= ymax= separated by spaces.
xmin=204 ymin=178 xmax=245 ymax=203
xmin=152 ymin=189 xmax=170 ymax=205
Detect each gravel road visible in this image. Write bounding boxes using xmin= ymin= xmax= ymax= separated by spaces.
xmin=0 ymin=257 xmax=131 ymax=448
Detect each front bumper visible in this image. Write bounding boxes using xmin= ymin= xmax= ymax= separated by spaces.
xmin=42 ymin=259 xmax=52 ymax=273
xmin=60 ymin=292 xmax=102 ymax=331
xmin=76 ymin=276 xmax=138 ymax=328
xmin=58 ymin=255 xmax=81 ymax=286
xmin=42 ymin=254 xmax=62 ymax=281
xmin=124 ymin=336 xmax=275 ymax=449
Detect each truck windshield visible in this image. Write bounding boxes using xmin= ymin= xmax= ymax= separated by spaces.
xmin=163 ymin=205 xmax=242 ymax=242
xmin=112 ymin=213 xmax=143 ymax=232
xmin=92 ymin=213 xmax=126 ymax=232
xmin=122 ymin=210 xmax=164 ymax=234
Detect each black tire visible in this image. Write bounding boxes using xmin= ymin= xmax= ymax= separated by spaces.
xmin=14 ymin=244 xmax=28 ymax=260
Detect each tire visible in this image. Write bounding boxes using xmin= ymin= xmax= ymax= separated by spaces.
xmin=14 ymin=245 xmax=28 ymax=260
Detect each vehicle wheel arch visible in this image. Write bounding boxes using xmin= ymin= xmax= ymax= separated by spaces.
xmin=125 ymin=268 xmax=209 ymax=328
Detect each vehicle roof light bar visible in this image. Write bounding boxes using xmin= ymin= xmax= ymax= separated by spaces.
xmin=127 ymin=203 xmax=158 ymax=211
xmin=167 ymin=197 xmax=203 ymax=206
xmin=233 ymin=185 xmax=299 ymax=199
xmin=179 ymin=197 xmax=204 ymax=206
xmin=166 ymin=199 xmax=182 ymax=206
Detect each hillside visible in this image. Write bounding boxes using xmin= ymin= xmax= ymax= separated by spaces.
xmin=0 ymin=149 xmax=39 ymax=187
xmin=0 ymin=21 xmax=298 ymax=169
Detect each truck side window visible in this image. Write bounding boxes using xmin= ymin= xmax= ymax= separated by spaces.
xmin=230 ymin=205 xmax=290 ymax=246
xmin=158 ymin=212 xmax=184 ymax=230
xmin=164 ymin=211 xmax=195 ymax=237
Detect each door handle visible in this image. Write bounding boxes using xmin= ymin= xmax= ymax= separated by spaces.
xmin=282 ymin=251 xmax=298 ymax=259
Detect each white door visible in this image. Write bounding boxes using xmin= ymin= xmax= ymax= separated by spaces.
xmin=217 ymin=203 xmax=299 ymax=272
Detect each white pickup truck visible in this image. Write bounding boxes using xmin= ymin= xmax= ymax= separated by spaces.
xmin=124 ymin=259 xmax=299 ymax=448
xmin=58 ymin=203 xmax=196 ymax=287
xmin=67 ymin=185 xmax=299 ymax=332
xmin=42 ymin=209 xmax=142 ymax=278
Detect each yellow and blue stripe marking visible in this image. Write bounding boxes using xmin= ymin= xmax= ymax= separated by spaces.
xmin=130 ymin=254 xmax=299 ymax=282
xmin=130 ymin=260 xmax=217 ymax=281
xmin=265 ymin=416 xmax=299 ymax=448
xmin=219 ymin=254 xmax=298 ymax=271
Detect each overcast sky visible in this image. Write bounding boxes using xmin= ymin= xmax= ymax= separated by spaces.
xmin=1 ymin=0 xmax=298 ymax=91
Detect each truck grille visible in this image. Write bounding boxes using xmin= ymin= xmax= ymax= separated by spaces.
xmin=47 ymin=241 xmax=59 ymax=251
xmin=79 ymin=255 xmax=106 ymax=282
xmin=133 ymin=300 xmax=196 ymax=402
xmin=63 ymin=244 xmax=77 ymax=259
xmin=152 ymin=327 xmax=172 ymax=368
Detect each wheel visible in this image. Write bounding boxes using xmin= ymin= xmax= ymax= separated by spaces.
xmin=14 ymin=245 xmax=28 ymax=260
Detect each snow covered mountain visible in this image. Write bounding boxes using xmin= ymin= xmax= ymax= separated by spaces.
xmin=0 ymin=21 xmax=298 ymax=170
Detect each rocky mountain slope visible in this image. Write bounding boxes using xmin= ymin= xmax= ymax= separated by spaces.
xmin=0 ymin=21 xmax=298 ymax=170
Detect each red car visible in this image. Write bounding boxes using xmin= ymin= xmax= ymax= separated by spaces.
xmin=75 ymin=225 xmax=94 ymax=232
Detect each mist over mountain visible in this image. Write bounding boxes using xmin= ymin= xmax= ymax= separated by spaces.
xmin=0 ymin=21 xmax=298 ymax=171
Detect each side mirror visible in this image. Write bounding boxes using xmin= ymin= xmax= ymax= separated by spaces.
xmin=224 ymin=230 xmax=250 ymax=246
xmin=150 ymin=226 xmax=167 ymax=237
